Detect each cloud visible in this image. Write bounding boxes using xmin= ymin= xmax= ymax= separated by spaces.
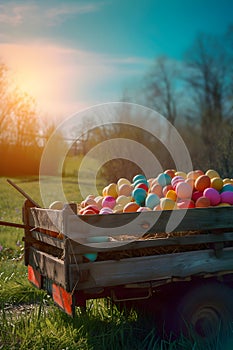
xmin=0 ymin=1 xmax=103 ymax=27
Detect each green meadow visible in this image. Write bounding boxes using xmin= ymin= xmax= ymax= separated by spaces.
xmin=0 ymin=175 xmax=233 ymax=349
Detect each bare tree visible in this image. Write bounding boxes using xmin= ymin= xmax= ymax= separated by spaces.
xmin=144 ymin=56 xmax=181 ymax=125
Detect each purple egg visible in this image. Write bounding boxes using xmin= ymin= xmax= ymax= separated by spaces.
xmin=203 ymin=187 xmax=221 ymax=206
xmin=220 ymin=191 xmax=233 ymax=205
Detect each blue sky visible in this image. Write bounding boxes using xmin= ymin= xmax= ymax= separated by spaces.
xmin=0 ymin=0 xmax=232 ymax=119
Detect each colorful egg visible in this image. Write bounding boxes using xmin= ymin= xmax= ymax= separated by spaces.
xmin=187 ymin=170 xmax=204 ymax=180
xmin=164 ymin=169 xmax=176 ymax=178
xmin=116 ymin=195 xmax=131 ymax=206
xmin=102 ymin=196 xmax=116 ymax=209
xmin=99 ymin=207 xmax=113 ymax=214
xmin=132 ymin=188 xmax=147 ymax=205
xmin=113 ymin=204 xmax=124 ymax=213
xmin=160 ymin=198 xmax=177 ymax=210
xmin=145 ymin=193 xmax=160 ymax=209
xmin=83 ymin=253 xmax=98 ymax=262
xmin=195 ymin=175 xmax=211 ymax=192
xmin=192 ymin=191 xmax=203 ymax=202
xmin=123 ymin=202 xmax=140 ymax=213
xmin=118 ymin=183 xmax=132 ymax=196
xmin=133 ymin=178 xmax=149 ymax=188
xmin=205 ymin=169 xmax=220 ymax=179
xmin=223 ymin=178 xmax=233 ymax=185
xmin=176 ymin=182 xmax=192 ymax=199
xmin=117 ymin=178 xmax=131 ymax=188
xmin=157 ymin=173 xmax=172 ymax=187
xmin=150 ymin=183 xmax=163 ymax=197
xmin=177 ymin=199 xmax=195 ymax=209
xmin=166 ymin=190 xmax=177 ymax=201
xmin=162 ymin=185 xmax=173 ymax=196
xmin=171 ymin=176 xmax=185 ymax=187
xmin=175 ymin=171 xmax=187 ymax=179
xmin=137 ymin=207 xmax=152 ymax=212
xmin=95 ymin=196 xmax=103 ymax=209
xmin=106 ymin=183 xmax=118 ymax=198
xmin=185 ymin=178 xmax=195 ymax=190
xmin=203 ymin=188 xmax=221 ymax=206
xmin=81 ymin=209 xmax=97 ymax=215
xmin=133 ymin=174 xmax=146 ymax=183
xmin=221 ymin=184 xmax=233 ymax=193
xmin=211 ymin=177 xmax=223 ymax=191
xmin=135 ymin=182 xmax=148 ymax=192
xmin=220 ymin=191 xmax=233 ymax=205
xmin=195 ymin=196 xmax=211 ymax=208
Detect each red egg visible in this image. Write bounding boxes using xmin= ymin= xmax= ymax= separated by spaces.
xmin=177 ymin=199 xmax=195 ymax=209
xmin=135 ymin=183 xmax=148 ymax=192
xmin=195 ymin=196 xmax=211 ymax=208
xmin=192 ymin=191 xmax=203 ymax=202
xmin=162 ymin=185 xmax=173 ymax=196
xmin=164 ymin=169 xmax=176 ymax=178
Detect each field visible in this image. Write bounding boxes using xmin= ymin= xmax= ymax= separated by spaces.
xmin=0 ymin=176 xmax=233 ymax=349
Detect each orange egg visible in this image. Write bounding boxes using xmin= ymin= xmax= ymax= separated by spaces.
xmin=195 ymin=175 xmax=211 ymax=192
xmin=187 ymin=170 xmax=204 ymax=180
xmin=123 ymin=202 xmax=140 ymax=213
xmin=166 ymin=190 xmax=177 ymax=201
xmin=195 ymin=196 xmax=210 ymax=208
xmin=164 ymin=169 xmax=176 ymax=178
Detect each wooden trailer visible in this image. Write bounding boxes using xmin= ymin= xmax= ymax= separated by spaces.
xmin=23 ymin=199 xmax=233 ymax=338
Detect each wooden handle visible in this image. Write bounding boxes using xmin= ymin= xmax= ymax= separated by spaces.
xmin=7 ymin=179 xmax=41 ymax=208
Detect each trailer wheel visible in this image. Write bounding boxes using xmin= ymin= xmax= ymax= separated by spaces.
xmin=168 ymin=282 xmax=233 ymax=340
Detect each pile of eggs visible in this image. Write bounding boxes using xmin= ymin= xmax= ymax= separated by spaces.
xmin=78 ymin=169 xmax=233 ymax=215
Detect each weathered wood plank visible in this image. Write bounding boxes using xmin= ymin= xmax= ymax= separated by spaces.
xmin=31 ymin=207 xmax=233 ymax=240
xmin=70 ymin=247 xmax=233 ymax=290
xmin=28 ymin=247 xmax=67 ymax=289
xmin=67 ymin=231 xmax=233 ymax=253
xmin=30 ymin=230 xmax=64 ymax=249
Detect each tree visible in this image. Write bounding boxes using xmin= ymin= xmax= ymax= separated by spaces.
xmin=143 ymin=56 xmax=182 ymax=125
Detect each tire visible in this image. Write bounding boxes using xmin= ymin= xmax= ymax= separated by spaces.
xmin=169 ymin=281 xmax=233 ymax=341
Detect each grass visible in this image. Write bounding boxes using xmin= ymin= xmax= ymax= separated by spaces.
xmin=0 ymin=176 xmax=233 ymax=349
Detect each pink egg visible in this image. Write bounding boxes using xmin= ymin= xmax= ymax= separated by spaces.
xmin=99 ymin=207 xmax=113 ymax=214
xmin=171 ymin=176 xmax=185 ymax=187
xmin=176 ymin=182 xmax=192 ymax=199
xmin=150 ymin=184 xmax=163 ymax=197
xmin=102 ymin=196 xmax=116 ymax=209
xmin=220 ymin=191 xmax=233 ymax=205
xmin=192 ymin=191 xmax=203 ymax=202
xmin=137 ymin=207 xmax=151 ymax=212
xmin=203 ymin=188 xmax=221 ymax=206
xmin=118 ymin=184 xmax=132 ymax=196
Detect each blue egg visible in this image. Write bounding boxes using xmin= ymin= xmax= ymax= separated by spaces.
xmin=132 ymin=188 xmax=147 ymax=205
xmin=133 ymin=178 xmax=149 ymax=187
xmin=133 ymin=174 xmax=146 ymax=183
xmin=145 ymin=193 xmax=160 ymax=209
xmin=84 ymin=253 xmax=98 ymax=262
xmin=157 ymin=173 xmax=171 ymax=187
xmin=221 ymin=184 xmax=233 ymax=193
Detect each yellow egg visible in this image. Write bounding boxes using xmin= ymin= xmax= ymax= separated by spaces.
xmin=205 ymin=169 xmax=220 ymax=179
xmin=106 ymin=183 xmax=118 ymax=198
xmin=49 ymin=201 xmax=64 ymax=210
xmin=175 ymin=171 xmax=187 ymax=179
xmin=113 ymin=204 xmax=124 ymax=213
xmin=160 ymin=198 xmax=177 ymax=210
xmin=166 ymin=190 xmax=177 ymax=201
xmin=117 ymin=178 xmax=131 ymax=188
xmin=102 ymin=186 xmax=108 ymax=196
xmin=223 ymin=178 xmax=232 ymax=185
xmin=211 ymin=177 xmax=223 ymax=191
xmin=217 ymin=203 xmax=231 ymax=207
xmin=116 ymin=195 xmax=131 ymax=206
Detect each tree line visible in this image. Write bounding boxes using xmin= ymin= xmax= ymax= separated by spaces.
xmin=0 ymin=27 xmax=233 ymax=179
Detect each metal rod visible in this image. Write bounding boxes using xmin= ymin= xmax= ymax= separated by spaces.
xmin=0 ymin=220 xmax=26 ymax=229
xmin=7 ymin=179 xmax=41 ymax=208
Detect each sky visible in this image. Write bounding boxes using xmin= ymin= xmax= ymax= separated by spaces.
xmin=0 ymin=0 xmax=232 ymax=121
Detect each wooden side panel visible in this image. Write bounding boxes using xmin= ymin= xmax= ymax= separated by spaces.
xmin=70 ymin=247 xmax=233 ymax=290
xmin=28 ymin=265 xmax=42 ymax=288
xmin=52 ymin=283 xmax=74 ymax=316
xmin=28 ymin=247 xmax=68 ymax=290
